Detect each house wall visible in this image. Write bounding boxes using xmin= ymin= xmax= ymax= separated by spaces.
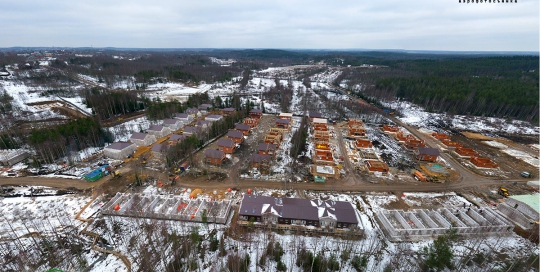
xmin=219 ymin=146 xmax=234 ymax=154
xmin=206 ymin=156 xmax=224 ymax=165
xmin=104 ymin=146 xmax=136 ymax=160
xmin=229 ymin=137 xmax=243 ymax=144
xmin=417 ymin=154 xmax=437 ymax=162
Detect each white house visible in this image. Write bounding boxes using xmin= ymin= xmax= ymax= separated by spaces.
xmin=205 ymin=114 xmax=223 ymax=122
xmin=130 ymin=132 xmax=157 ymax=146
xmin=174 ymin=113 xmax=193 ymax=124
xmin=104 ymin=142 xmax=138 ymax=159
xmin=163 ymin=119 xmax=184 ymax=131
xmin=147 ymin=125 xmax=171 ymax=138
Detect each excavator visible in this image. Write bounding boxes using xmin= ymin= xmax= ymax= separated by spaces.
xmin=498 ymin=187 xmax=509 ymax=197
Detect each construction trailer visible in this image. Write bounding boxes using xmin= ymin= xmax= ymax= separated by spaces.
xmin=84 ymin=164 xmax=112 ymax=182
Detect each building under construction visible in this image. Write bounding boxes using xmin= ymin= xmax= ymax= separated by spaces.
xmin=376 ymin=207 xmax=514 ymax=241
xmin=102 ymin=193 xmax=233 ymax=224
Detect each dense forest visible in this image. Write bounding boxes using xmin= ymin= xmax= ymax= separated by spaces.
xmin=28 ymin=117 xmax=107 ymax=164
xmin=336 ymin=56 xmax=539 ymax=121
xmin=84 ymin=88 xmax=148 ymax=120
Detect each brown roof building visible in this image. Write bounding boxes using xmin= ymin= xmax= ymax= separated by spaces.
xmin=238 ymin=195 xmax=359 ymax=231
xmin=414 ymin=148 xmax=440 ymax=162
xmin=217 ymin=139 xmax=235 ymax=154
xmin=366 ymin=160 xmax=389 ymax=173
xmin=470 ymin=157 xmax=498 ymax=168
xmin=227 ymin=130 xmax=244 ymax=144
xmin=205 ymin=149 xmax=226 ymax=165
xmin=258 ymin=143 xmax=277 ymax=157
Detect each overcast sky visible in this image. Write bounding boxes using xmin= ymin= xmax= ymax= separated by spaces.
xmin=1 ymin=0 xmax=538 ymax=51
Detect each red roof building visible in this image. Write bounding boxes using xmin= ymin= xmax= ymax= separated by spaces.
xmin=470 ymin=157 xmax=498 ymax=168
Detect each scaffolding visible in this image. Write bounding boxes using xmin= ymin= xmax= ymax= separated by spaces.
xmin=376 ymin=207 xmax=514 ymax=240
xmin=102 ymin=193 xmax=232 ymax=224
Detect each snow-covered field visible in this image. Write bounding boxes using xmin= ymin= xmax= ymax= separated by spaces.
xmin=383 ymin=100 xmax=539 ymax=135
xmin=0 ymin=185 xmax=537 ymax=272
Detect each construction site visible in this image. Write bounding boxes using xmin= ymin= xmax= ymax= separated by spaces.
xmin=101 ymin=192 xmax=233 ymax=224
xmin=376 ymin=207 xmax=514 ymax=241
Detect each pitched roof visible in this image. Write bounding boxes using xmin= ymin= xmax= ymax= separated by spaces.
xmin=205 ymin=114 xmax=223 ymax=120
xmin=236 ymin=123 xmax=250 ymax=131
xmin=251 ymin=154 xmax=270 ymax=163
xmin=151 ymin=143 xmax=169 ymax=152
xmin=163 ymin=119 xmax=179 ymax=125
xmin=205 ymin=149 xmax=224 ymax=159
xmin=130 ymin=132 xmax=148 ymax=140
xmin=148 ymin=125 xmax=165 ymax=131
xmin=106 ymin=141 xmax=135 ymax=150
xmin=238 ymin=195 xmax=358 ymax=224
xmin=196 ymin=120 xmax=212 ymax=127
xmin=183 ymin=126 xmax=199 ymax=134
xmin=250 ymin=109 xmax=263 ymax=114
xmin=222 ymin=107 xmax=236 ymax=112
xmin=309 ymin=112 xmax=322 ymax=118
xmin=198 ymin=103 xmax=212 ymax=110
xmin=416 ymin=147 xmax=440 ymax=156
xmin=217 ymin=139 xmax=234 ymax=147
xmin=175 ymin=113 xmax=190 ymax=119
xmin=276 ymin=119 xmax=290 ymax=124
xmin=227 ymin=130 xmax=243 ymax=139
xmin=258 ymin=143 xmax=277 ymax=151
xmin=169 ymin=134 xmax=185 ymax=142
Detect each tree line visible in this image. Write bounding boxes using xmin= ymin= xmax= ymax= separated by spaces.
xmin=28 ymin=117 xmax=108 ymax=164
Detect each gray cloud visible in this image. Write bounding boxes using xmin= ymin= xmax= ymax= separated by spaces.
xmin=1 ymin=0 xmax=537 ymax=50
